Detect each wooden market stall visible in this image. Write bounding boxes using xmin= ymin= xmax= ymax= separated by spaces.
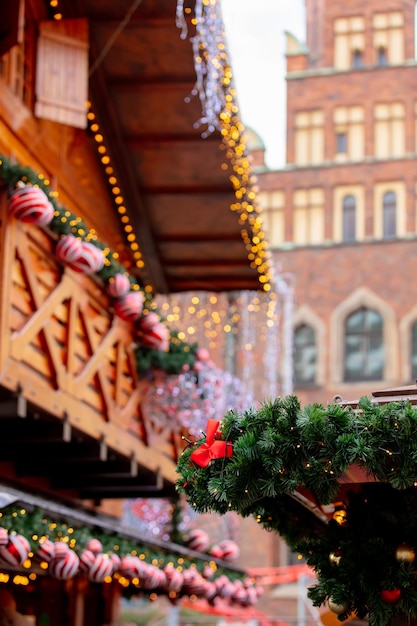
xmin=0 ymin=0 xmax=271 ymax=624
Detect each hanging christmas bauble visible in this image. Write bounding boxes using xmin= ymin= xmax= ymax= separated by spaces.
xmin=0 ymin=528 xmax=8 ymax=546
xmin=118 ymin=555 xmax=142 ymax=578
xmin=88 ymin=554 xmax=114 ymax=582
xmin=0 ymin=534 xmax=30 ymax=566
xmin=137 ymin=320 xmax=169 ymax=351
xmin=114 ymin=291 xmax=144 ymax=322
xmin=328 ymin=598 xmax=348 ymax=614
xmin=137 ymin=311 xmax=160 ymax=331
xmin=65 ymin=241 xmax=104 ymax=274
xmin=395 ymin=543 xmax=416 ymax=563
xmin=79 ymin=549 xmax=96 ymax=573
xmin=217 ymin=539 xmax=240 ymax=562
xmin=164 ymin=565 xmax=184 ymax=592
xmin=49 ymin=549 xmax=80 ymax=580
xmin=380 ymin=589 xmax=401 ymax=604
xmin=8 ymin=185 xmax=54 ymax=226
xmin=33 ymin=539 xmax=55 ymax=563
xmin=209 ymin=544 xmax=224 ymax=559
xmin=85 ymin=538 xmax=103 ymax=555
xmin=329 ymin=548 xmax=343 ymax=566
xmin=106 ymin=273 xmax=131 ymax=299
xmin=56 ymin=234 xmax=83 ymax=264
xmin=186 ymin=528 xmax=210 ymax=553
xmin=53 ymin=541 xmax=69 ymax=560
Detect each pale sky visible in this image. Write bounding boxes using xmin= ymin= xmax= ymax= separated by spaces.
xmin=221 ymin=0 xmax=306 ymax=169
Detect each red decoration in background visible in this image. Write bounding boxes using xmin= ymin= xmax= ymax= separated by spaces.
xmin=56 ymin=235 xmax=105 ymax=274
xmin=49 ymin=549 xmax=80 ymax=580
xmin=114 ymin=291 xmax=144 ymax=322
xmin=137 ymin=318 xmax=170 ymax=351
xmin=190 ymin=419 xmax=233 ymax=468
xmin=106 ymin=273 xmax=131 ymax=298
xmin=380 ymin=589 xmax=401 ymax=604
xmin=186 ymin=528 xmax=210 ymax=553
xmin=0 ymin=533 xmax=30 ymax=566
xmin=8 ymin=185 xmax=54 ymax=225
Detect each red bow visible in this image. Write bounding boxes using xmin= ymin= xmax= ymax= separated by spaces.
xmin=190 ymin=419 xmax=233 ymax=468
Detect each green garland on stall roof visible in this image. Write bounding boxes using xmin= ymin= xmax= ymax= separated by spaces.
xmin=0 ymin=155 xmax=135 ymax=286
xmin=0 ymin=505 xmax=244 ymax=583
xmin=176 ymin=395 xmax=417 ymax=626
xmin=135 ymin=331 xmax=199 ymax=376
xmin=0 ymin=155 xmax=200 ymax=376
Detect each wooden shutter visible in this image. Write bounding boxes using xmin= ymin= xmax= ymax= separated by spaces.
xmin=35 ymin=19 xmax=89 ymax=129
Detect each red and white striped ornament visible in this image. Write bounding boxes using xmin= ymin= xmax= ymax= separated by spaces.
xmin=203 ymin=580 xmax=217 ymax=602
xmin=106 ymin=273 xmax=131 ymax=299
xmin=53 ymin=541 xmax=70 ymax=560
xmin=0 ymin=534 xmax=30 ymax=566
xmin=208 ymin=544 xmax=224 ymax=559
xmin=118 ymin=555 xmax=142 ymax=579
xmin=56 ymin=235 xmax=83 ymax=264
xmin=114 ymin=291 xmax=144 ymax=322
xmin=137 ymin=312 xmax=160 ymax=331
xmin=49 ymin=549 xmax=80 ymax=580
xmin=33 ymin=539 xmax=55 ymax=563
xmin=138 ymin=321 xmax=170 ymax=351
xmin=8 ymin=185 xmax=54 ymax=226
xmin=186 ymin=529 xmax=210 ymax=553
xmin=85 ymin=538 xmax=103 ymax=555
xmin=88 ymin=554 xmax=114 ymax=582
xmin=65 ymin=241 xmax=104 ymax=274
xmin=79 ymin=549 xmax=96 ymax=573
xmin=109 ymin=553 xmax=121 ymax=570
xmin=217 ymin=539 xmax=240 ymax=562
xmin=141 ymin=564 xmax=166 ymax=589
xmin=164 ymin=565 xmax=184 ymax=593
xmin=0 ymin=528 xmax=8 ymax=546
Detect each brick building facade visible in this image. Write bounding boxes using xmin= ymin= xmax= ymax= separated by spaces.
xmin=254 ymin=0 xmax=417 ymax=408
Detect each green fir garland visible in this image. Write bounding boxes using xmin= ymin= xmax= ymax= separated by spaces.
xmin=176 ymin=395 xmax=417 ymax=626
xmin=0 ymin=155 xmax=197 ymax=376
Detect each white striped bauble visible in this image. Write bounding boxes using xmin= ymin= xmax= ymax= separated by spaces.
xmin=114 ymin=291 xmax=144 ymax=322
xmin=0 ymin=528 xmax=8 ymax=546
xmin=85 ymin=538 xmax=103 ymax=555
xmin=8 ymin=185 xmax=54 ymax=226
xmin=186 ymin=529 xmax=210 ymax=553
xmin=118 ymin=555 xmax=142 ymax=578
xmin=164 ymin=566 xmax=184 ymax=593
xmin=33 ymin=539 xmax=55 ymax=563
xmin=217 ymin=539 xmax=240 ymax=562
xmin=88 ymin=554 xmax=113 ymax=582
xmin=0 ymin=534 xmax=30 ymax=566
xmin=53 ymin=541 xmax=69 ymax=560
xmin=137 ymin=321 xmax=169 ymax=351
xmin=208 ymin=544 xmax=224 ymax=559
xmin=65 ymin=241 xmax=104 ymax=274
xmin=140 ymin=565 xmax=166 ymax=589
xmin=49 ymin=549 xmax=80 ymax=580
xmin=56 ymin=235 xmax=83 ymax=264
xmin=79 ymin=549 xmax=96 ymax=572
xmin=106 ymin=273 xmax=131 ymax=299
xmin=109 ymin=553 xmax=121 ymax=570
xmin=137 ymin=312 xmax=160 ymax=331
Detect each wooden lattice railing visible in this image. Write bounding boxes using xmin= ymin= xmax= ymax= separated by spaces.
xmin=0 ymin=194 xmax=179 ymax=484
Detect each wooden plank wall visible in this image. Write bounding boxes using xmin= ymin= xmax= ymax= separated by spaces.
xmin=0 ymin=191 xmax=180 ymax=481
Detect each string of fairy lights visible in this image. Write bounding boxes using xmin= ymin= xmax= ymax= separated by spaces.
xmin=176 ymin=0 xmax=273 ymax=292
xmin=51 ymin=0 xmax=273 ymax=294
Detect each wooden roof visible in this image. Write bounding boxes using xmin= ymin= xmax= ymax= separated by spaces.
xmin=336 ymin=382 xmax=417 ymax=409
xmin=63 ymin=0 xmax=269 ymax=294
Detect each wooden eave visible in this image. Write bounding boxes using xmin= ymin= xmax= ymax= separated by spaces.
xmin=62 ymin=0 xmax=264 ymax=294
